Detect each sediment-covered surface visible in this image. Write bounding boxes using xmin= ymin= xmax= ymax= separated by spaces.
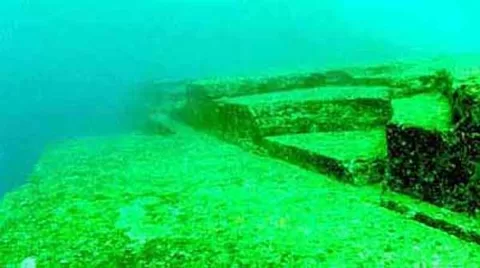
xmin=1 ymin=122 xmax=480 ymax=267
xmin=212 ymin=86 xmax=392 ymax=138
xmin=386 ymin=91 xmax=480 ymax=213
xmin=261 ymin=129 xmax=387 ymax=185
xmin=186 ymin=72 xmax=328 ymax=100
xmin=3 ymin=55 xmax=480 ymax=266
xmin=143 ymin=56 xmax=480 ymax=216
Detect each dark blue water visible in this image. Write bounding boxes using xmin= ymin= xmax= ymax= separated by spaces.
xmin=1 ymin=0 xmax=479 ymax=196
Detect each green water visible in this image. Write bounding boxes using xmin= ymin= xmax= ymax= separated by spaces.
xmin=2 ymin=1 xmax=480 ymax=266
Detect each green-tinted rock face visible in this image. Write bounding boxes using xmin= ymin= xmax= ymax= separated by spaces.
xmin=451 ymin=82 xmax=480 ymax=159
xmin=386 ymin=86 xmax=480 ymax=214
xmin=4 ymin=56 xmax=480 ymax=266
xmin=186 ymin=71 xmax=329 ymax=100
xmin=390 ymin=93 xmax=453 ymax=132
xmin=217 ymin=86 xmax=392 ymax=138
xmin=262 ymin=129 xmax=388 ymax=185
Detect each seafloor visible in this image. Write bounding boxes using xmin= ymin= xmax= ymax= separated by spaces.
xmin=1 ymin=54 xmax=480 ymax=267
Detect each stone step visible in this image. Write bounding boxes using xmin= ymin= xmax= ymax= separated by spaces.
xmin=260 ymin=129 xmax=388 ymax=185
xmin=390 ymin=92 xmax=452 ymax=131
xmin=186 ymin=70 xmax=393 ymax=101
xmin=385 ymin=92 xmax=480 ymax=214
xmin=387 ymin=92 xmax=453 ymax=195
xmin=186 ymin=72 xmax=327 ymax=100
xmin=212 ymin=86 xmax=392 ymax=139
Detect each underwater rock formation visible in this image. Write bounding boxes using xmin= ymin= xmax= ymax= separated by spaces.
xmin=386 ymin=71 xmax=480 ymax=215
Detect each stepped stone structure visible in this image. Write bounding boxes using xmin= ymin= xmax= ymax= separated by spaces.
xmin=141 ymin=56 xmax=480 ymax=216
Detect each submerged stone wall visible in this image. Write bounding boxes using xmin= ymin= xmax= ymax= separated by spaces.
xmin=386 ymin=71 xmax=480 ymax=215
xmin=148 ymin=61 xmax=480 ymax=216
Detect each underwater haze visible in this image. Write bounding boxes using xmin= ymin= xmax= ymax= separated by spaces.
xmin=1 ymin=0 xmax=479 ymax=195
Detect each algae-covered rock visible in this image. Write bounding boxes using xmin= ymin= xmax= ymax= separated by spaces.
xmin=386 ymin=93 xmax=453 ymax=196
xmin=186 ymin=72 xmax=328 ymax=100
xmin=450 ymin=81 xmax=480 ymax=160
xmin=386 ymin=92 xmax=480 ymax=215
xmin=389 ymin=69 xmax=454 ymax=98
xmin=216 ymin=86 xmax=392 ymax=139
xmin=261 ymin=129 xmax=388 ymax=185
xmin=6 ymin=133 xmax=479 ymax=266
